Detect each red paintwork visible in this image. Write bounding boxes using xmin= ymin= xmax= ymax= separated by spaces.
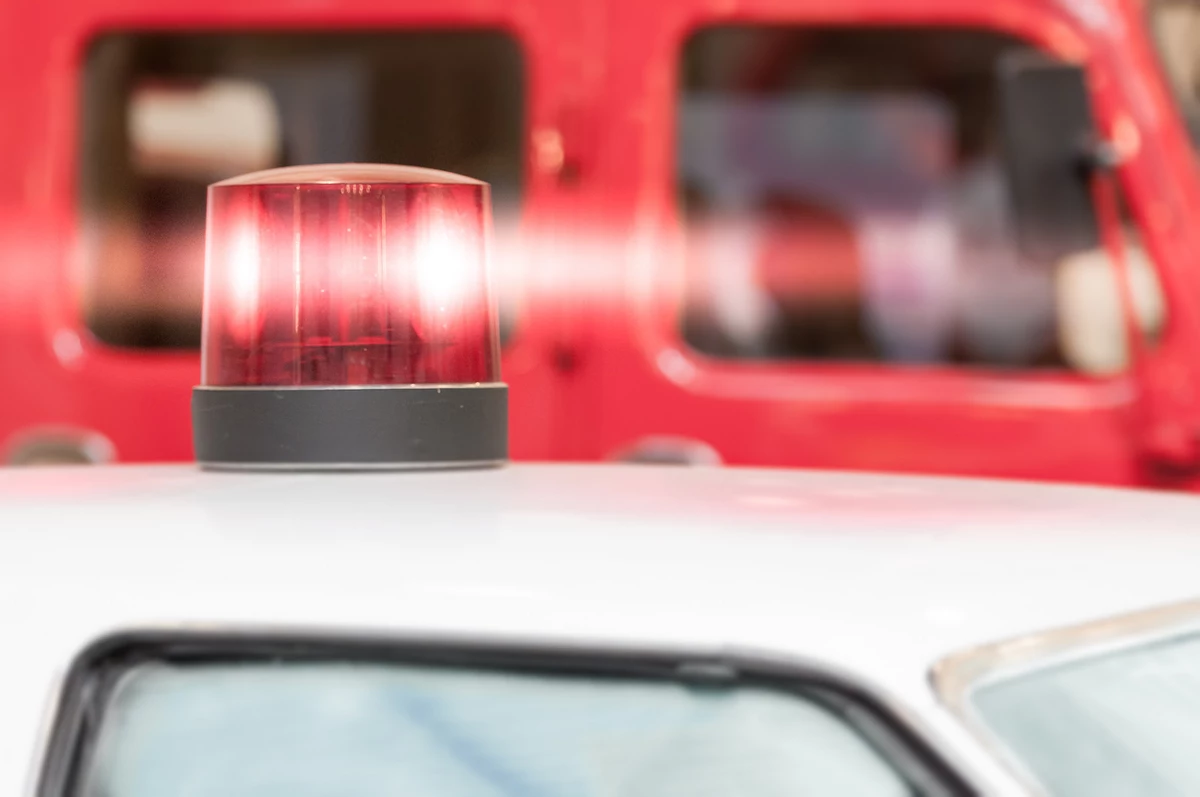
xmin=3 ymin=0 xmax=1200 ymax=487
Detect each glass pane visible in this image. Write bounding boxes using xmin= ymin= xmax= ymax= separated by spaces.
xmin=972 ymin=632 xmax=1200 ymax=796
xmin=79 ymin=31 xmax=524 ymax=348
xmin=677 ymin=27 xmax=1146 ymax=370
xmin=1148 ymin=0 xmax=1200 ymax=150
xmin=78 ymin=661 xmax=918 ymax=797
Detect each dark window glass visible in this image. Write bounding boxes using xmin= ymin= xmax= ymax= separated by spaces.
xmin=80 ymin=30 xmax=524 ymax=348
xmin=676 ymin=27 xmax=1161 ymax=372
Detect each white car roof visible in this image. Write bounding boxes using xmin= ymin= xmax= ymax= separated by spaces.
xmin=4 ymin=462 xmax=1200 ymax=665
xmin=4 ymin=463 xmax=1200 ymax=793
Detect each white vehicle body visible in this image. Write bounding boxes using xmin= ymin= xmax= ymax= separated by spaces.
xmin=5 ymin=463 xmax=1200 ymax=796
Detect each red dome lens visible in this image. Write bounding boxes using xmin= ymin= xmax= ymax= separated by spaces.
xmin=201 ymin=164 xmax=499 ymax=387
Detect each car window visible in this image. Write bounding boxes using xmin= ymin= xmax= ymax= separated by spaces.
xmin=50 ymin=639 xmax=971 ymax=797
xmin=677 ymin=26 xmax=1163 ymax=374
xmin=79 ymin=30 xmax=524 ymax=349
xmin=971 ymin=631 xmax=1200 ymax=796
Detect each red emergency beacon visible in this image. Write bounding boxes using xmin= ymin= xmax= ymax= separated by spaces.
xmin=191 ymin=164 xmax=507 ymax=470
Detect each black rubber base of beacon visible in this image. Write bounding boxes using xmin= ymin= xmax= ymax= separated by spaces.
xmin=192 ymin=384 xmax=508 ymax=471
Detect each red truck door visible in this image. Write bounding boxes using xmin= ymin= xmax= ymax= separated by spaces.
xmin=0 ymin=0 xmax=594 ymax=463
xmin=574 ymin=0 xmax=1200 ymax=485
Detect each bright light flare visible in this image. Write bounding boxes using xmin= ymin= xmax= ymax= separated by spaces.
xmin=200 ymin=164 xmax=498 ymax=387
xmin=226 ymin=222 xmax=261 ymax=314
xmin=414 ymin=215 xmax=480 ymax=319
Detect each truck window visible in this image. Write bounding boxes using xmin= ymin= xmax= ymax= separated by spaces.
xmin=677 ymin=26 xmax=1162 ymax=373
xmin=1148 ymin=0 xmax=1200 ymax=149
xmin=49 ymin=639 xmax=972 ymax=797
xmin=79 ymin=31 xmax=524 ymax=349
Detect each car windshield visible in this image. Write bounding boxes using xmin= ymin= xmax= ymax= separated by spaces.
xmin=77 ymin=660 xmax=923 ymax=797
xmin=971 ymin=631 xmax=1200 ymax=796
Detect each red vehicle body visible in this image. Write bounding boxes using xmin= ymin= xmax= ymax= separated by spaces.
xmin=2 ymin=0 xmax=1200 ymax=488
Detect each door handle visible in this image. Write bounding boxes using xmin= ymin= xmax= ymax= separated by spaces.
xmin=4 ymin=427 xmax=116 ymax=466
xmin=610 ymin=436 xmax=722 ymax=466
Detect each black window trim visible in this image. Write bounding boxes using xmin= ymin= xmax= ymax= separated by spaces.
xmin=37 ymin=629 xmax=979 ymax=797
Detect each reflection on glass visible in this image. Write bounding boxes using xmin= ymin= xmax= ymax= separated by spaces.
xmin=973 ymin=632 xmax=1200 ymax=796
xmin=676 ymin=27 xmax=1154 ymax=372
xmin=80 ymin=661 xmax=916 ymax=797
xmin=1148 ymin=0 xmax=1200 ymax=148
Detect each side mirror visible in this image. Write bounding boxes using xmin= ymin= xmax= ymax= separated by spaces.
xmin=997 ymin=53 xmax=1105 ymax=265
